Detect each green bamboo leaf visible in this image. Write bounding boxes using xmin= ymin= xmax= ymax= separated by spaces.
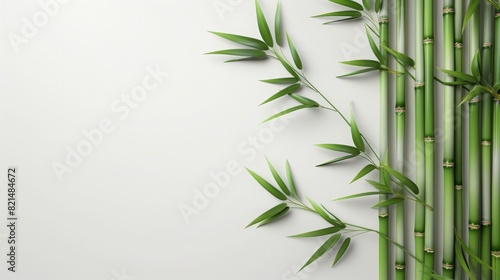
xmin=328 ymin=0 xmax=364 ymax=11
xmin=366 ymin=179 xmax=391 ymax=192
xmin=341 ymin=59 xmax=381 ymax=68
xmin=455 ymin=242 xmax=476 ymax=279
xmin=289 ymin=227 xmax=341 ymax=238
xmin=337 ymin=67 xmax=379 ymax=78
xmin=323 ymin=16 xmax=362 ymax=24
xmin=315 ymin=144 xmax=360 ymax=155
xmin=313 ymin=10 xmax=362 ymax=19
xmin=255 ymin=0 xmax=274 ymax=47
xmin=351 ymin=164 xmax=377 ymax=183
xmin=308 ymin=198 xmax=345 ymax=228
xmin=381 ymin=45 xmax=415 ymax=67
xmin=332 ymin=238 xmax=351 ymax=267
xmin=277 ymin=56 xmax=300 ymax=79
xmin=493 ymin=82 xmax=500 ymax=92
xmin=366 ymin=27 xmax=384 ymax=64
xmin=286 ymin=160 xmax=299 ymax=199
xmin=246 ymin=203 xmax=288 ymax=228
xmin=260 ymin=84 xmax=301 ymax=105
xmin=321 ymin=205 xmax=346 ymax=228
xmin=383 ymin=165 xmax=419 ymax=194
xmin=262 ymin=105 xmax=313 ymax=123
xmin=459 ymin=85 xmax=487 ymax=106
xmin=366 ymin=23 xmax=380 ymax=38
xmin=455 ymin=231 xmax=496 ymax=270
xmin=462 ymin=0 xmax=481 ymax=33
xmin=286 ymin=33 xmax=303 ymax=70
xmin=289 ymin=93 xmax=320 ymax=107
xmin=209 ymin=32 xmax=269 ymax=50
xmin=225 ymin=56 xmax=268 ymax=63
xmin=275 ymin=0 xmax=282 ymax=46
xmin=362 ymin=0 xmax=371 ymax=9
xmin=299 ymin=234 xmax=342 ymax=272
xmin=334 ymin=191 xmax=390 ymax=201
xmin=437 ymin=68 xmax=478 ymax=83
xmin=375 ymin=0 xmax=381 ymax=12
xmin=206 ymin=49 xmax=267 ymax=57
xmin=261 ymin=77 xmax=299 ymax=84
xmin=257 ymin=207 xmax=290 ymax=227
xmin=372 ymin=197 xmax=404 ymax=208
xmin=246 ymin=168 xmax=287 ymax=200
xmin=266 ymin=158 xmax=290 ymax=196
xmin=424 ymin=274 xmax=452 ymax=280
xmin=316 ymin=155 xmax=358 ymax=167
xmin=470 ymin=50 xmax=481 ymax=81
xmin=350 ymin=111 xmax=365 ymax=152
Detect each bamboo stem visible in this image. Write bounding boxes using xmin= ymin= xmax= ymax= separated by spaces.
xmin=442 ymin=1 xmax=455 ymax=278
xmin=379 ymin=1 xmax=390 ymax=279
xmin=414 ymin=0 xmax=426 ymax=278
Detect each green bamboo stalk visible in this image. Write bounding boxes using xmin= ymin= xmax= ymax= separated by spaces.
xmin=454 ymin=0 xmax=464 ymax=278
xmin=395 ymin=0 xmax=406 ymax=279
xmin=468 ymin=3 xmax=481 ymax=276
xmin=442 ymin=1 xmax=455 ymax=278
xmin=482 ymin=2 xmax=494 ymax=279
xmin=379 ymin=1 xmax=390 ymax=279
xmin=414 ymin=0 xmax=426 ymax=279
xmin=423 ymin=0 xmax=435 ymax=278
xmin=492 ymin=7 xmax=500 ymax=280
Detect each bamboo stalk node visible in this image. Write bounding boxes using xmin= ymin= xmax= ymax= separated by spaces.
xmin=442 ymin=263 xmax=454 ymax=270
xmin=378 ymin=212 xmax=389 ymax=218
xmin=442 ymin=161 xmax=454 ymax=168
xmin=395 ymin=106 xmax=405 ymax=114
xmin=483 ymin=42 xmax=493 ymax=48
xmin=482 ymin=220 xmax=492 ymax=226
xmin=414 ymin=82 xmax=425 ymax=88
xmin=469 ymin=96 xmax=480 ymax=103
xmin=414 ymin=232 xmax=425 ymax=237
xmin=492 ymin=251 xmax=500 ymax=258
xmin=468 ymin=223 xmax=481 ymax=230
xmin=395 ymin=264 xmax=405 ymax=270
xmin=482 ymin=140 xmax=492 ymax=146
xmin=379 ymin=16 xmax=389 ymax=24
xmin=424 ymin=247 xmax=435 ymax=254
xmin=496 ymin=12 xmax=500 ymax=18
xmin=423 ymin=38 xmax=434 ymax=44
xmin=454 ymin=42 xmax=463 ymax=48
xmin=442 ymin=8 xmax=454 ymax=14
xmin=424 ymin=137 xmax=435 ymax=143
xmin=455 ymin=185 xmax=463 ymax=190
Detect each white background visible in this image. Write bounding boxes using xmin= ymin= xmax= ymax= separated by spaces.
xmin=0 ymin=0 xmax=437 ymax=279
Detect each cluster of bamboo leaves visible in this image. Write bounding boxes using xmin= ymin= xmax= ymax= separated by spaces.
xmin=209 ymin=0 xmax=500 ymax=279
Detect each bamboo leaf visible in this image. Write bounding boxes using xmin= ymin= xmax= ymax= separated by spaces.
xmin=225 ymin=56 xmax=268 ymax=63
xmin=246 ymin=203 xmax=288 ymax=228
xmin=334 ymin=191 xmax=390 ymax=201
xmin=261 ymin=77 xmax=299 ymax=84
xmin=255 ymin=0 xmax=274 ymax=47
xmin=286 ymin=160 xmax=299 ymax=199
xmin=494 ymin=82 xmax=500 ymax=92
xmin=323 ymin=17 xmax=362 ymax=24
xmin=313 ymin=10 xmax=362 ymax=19
xmin=206 ymin=49 xmax=267 ymax=57
xmin=299 ymin=234 xmax=342 ymax=272
xmin=262 ymin=105 xmax=313 ymax=123
xmin=257 ymin=207 xmax=290 ymax=227
xmin=459 ymin=85 xmax=487 ymax=106
xmin=350 ymin=111 xmax=365 ymax=152
xmin=321 ymin=206 xmax=346 ymax=228
xmin=266 ymin=158 xmax=291 ymax=196
xmin=437 ymin=68 xmax=478 ymax=83
xmin=275 ymin=0 xmax=282 ymax=46
xmin=209 ymin=32 xmax=268 ymax=50
xmin=366 ymin=27 xmax=384 ymax=64
xmin=362 ymin=0 xmax=371 ymax=10
xmin=381 ymin=45 xmax=415 ymax=67
xmin=383 ymin=165 xmax=419 ymax=194
xmin=366 ymin=180 xmax=391 ymax=192
xmin=455 ymin=242 xmax=476 ymax=279
xmin=341 ymin=59 xmax=381 ymax=68
xmin=277 ymin=56 xmax=300 ymax=79
xmin=308 ymin=198 xmax=345 ymax=227
xmin=316 ymin=155 xmax=358 ymax=167
xmin=332 ymin=238 xmax=351 ymax=267
xmin=328 ymin=0 xmax=364 ymax=11
xmin=289 ymin=93 xmax=320 ymax=107
xmin=455 ymin=231 xmax=496 ymax=270
xmin=337 ymin=67 xmax=379 ymax=78
xmin=246 ymin=168 xmax=287 ymax=200
xmin=372 ymin=197 xmax=404 ymax=208
xmin=289 ymin=227 xmax=341 ymax=238
xmin=462 ymin=0 xmax=481 ymax=33
xmin=351 ymin=164 xmax=377 ymax=183
xmin=260 ymin=84 xmax=301 ymax=105
xmin=470 ymin=50 xmax=481 ymax=81
xmin=316 ymin=144 xmax=360 ymax=155
xmin=287 ymin=33 xmax=303 ymax=70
